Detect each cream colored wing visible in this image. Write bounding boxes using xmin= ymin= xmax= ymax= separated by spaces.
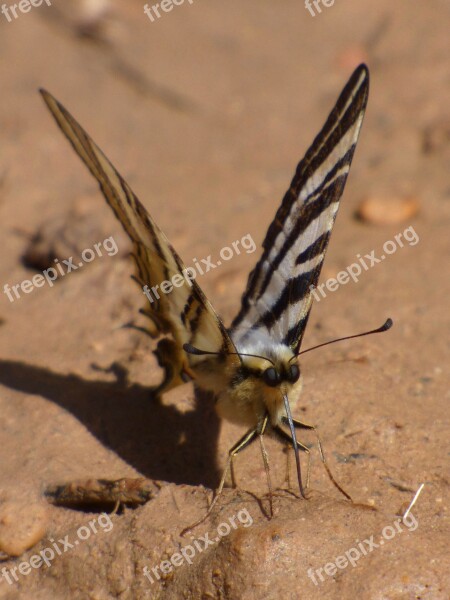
xmin=231 ymin=65 xmax=369 ymax=354
xmin=40 ymin=89 xmax=240 ymax=393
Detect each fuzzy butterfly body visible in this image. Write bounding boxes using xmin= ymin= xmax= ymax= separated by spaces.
xmin=41 ymin=64 xmax=370 ymax=500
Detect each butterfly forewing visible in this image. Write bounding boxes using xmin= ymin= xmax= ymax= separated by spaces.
xmin=231 ymin=65 xmax=369 ymax=353
xmin=40 ymin=90 xmax=238 ymax=388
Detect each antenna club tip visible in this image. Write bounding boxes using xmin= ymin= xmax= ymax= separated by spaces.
xmin=383 ymin=318 xmax=394 ymax=331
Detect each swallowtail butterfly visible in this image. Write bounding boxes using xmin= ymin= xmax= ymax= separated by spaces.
xmin=41 ymin=64 xmax=391 ymax=519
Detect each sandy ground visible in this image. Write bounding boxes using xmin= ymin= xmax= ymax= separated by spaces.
xmin=0 ymin=0 xmax=449 ymax=598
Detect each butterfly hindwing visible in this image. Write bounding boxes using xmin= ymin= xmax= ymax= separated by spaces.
xmin=40 ymin=90 xmax=239 ymax=392
xmin=231 ymin=65 xmax=369 ymax=353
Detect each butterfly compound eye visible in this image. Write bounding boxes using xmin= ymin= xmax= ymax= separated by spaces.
xmin=263 ymin=367 xmax=280 ymax=387
xmin=288 ymin=364 xmax=300 ymax=383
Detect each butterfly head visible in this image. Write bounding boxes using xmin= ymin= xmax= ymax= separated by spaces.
xmin=238 ymin=344 xmax=300 ymax=387
xmin=183 ymin=341 xmax=302 ymax=427
xmin=233 ymin=343 xmax=303 ymax=427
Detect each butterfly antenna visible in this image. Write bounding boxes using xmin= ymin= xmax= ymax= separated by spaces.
xmin=183 ymin=344 xmax=276 ymax=366
xmin=296 ymin=318 xmax=393 ymax=358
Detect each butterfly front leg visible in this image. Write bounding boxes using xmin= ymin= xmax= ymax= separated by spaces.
xmin=152 ymin=337 xmax=194 ymax=396
xmin=277 ymin=418 xmax=353 ymax=501
xmin=273 ymin=424 xmax=313 ymax=494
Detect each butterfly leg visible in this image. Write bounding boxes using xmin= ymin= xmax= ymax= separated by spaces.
xmin=282 ymin=442 xmax=292 ymax=490
xmin=273 ymin=425 xmax=312 ymax=495
xmin=289 ymin=418 xmax=352 ymax=502
xmin=258 ymin=416 xmax=274 ymax=517
xmin=180 ymin=427 xmax=258 ymax=535
xmin=217 ymin=427 xmax=260 ymax=505
xmin=152 ymin=337 xmax=193 ymax=395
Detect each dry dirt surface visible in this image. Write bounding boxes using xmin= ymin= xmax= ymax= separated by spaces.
xmin=0 ymin=1 xmax=449 ymax=599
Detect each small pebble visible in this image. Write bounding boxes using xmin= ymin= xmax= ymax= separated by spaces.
xmin=76 ymin=0 xmax=112 ymax=37
xmin=356 ymin=196 xmax=419 ymax=225
xmin=0 ymin=501 xmax=48 ymax=557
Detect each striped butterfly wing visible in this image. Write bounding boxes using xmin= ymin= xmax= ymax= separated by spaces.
xmin=40 ymin=90 xmax=239 ymax=392
xmin=231 ymin=65 xmax=369 ymax=353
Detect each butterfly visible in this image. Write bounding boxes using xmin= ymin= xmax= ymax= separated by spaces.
xmin=41 ymin=64 xmax=391 ymax=520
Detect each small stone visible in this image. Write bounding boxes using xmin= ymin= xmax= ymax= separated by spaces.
xmin=76 ymin=0 xmax=112 ymax=38
xmin=0 ymin=501 xmax=48 ymax=557
xmin=356 ymin=196 xmax=419 ymax=225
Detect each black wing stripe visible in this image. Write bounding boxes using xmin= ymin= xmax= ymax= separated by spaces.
xmin=257 ymin=267 xmax=317 ymax=329
xmin=295 ymin=230 xmax=330 ymax=265
xmin=181 ymin=293 xmax=196 ymax=326
xmin=285 ymin=315 xmax=308 ymax=349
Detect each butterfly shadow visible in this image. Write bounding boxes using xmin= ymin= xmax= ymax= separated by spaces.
xmin=0 ymin=358 xmax=222 ymax=489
